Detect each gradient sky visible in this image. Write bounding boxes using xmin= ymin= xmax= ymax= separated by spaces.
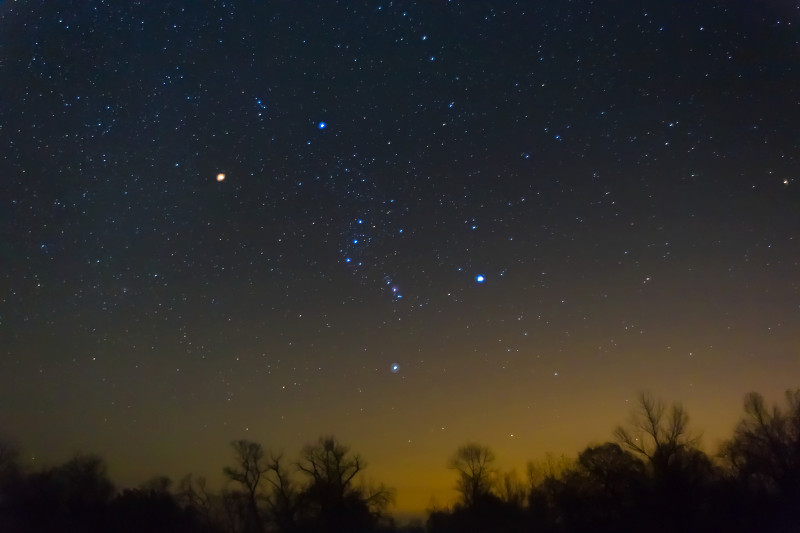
xmin=1 ymin=0 xmax=798 ymax=515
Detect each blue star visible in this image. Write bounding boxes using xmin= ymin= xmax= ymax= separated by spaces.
xmin=391 ymin=363 xmax=400 ymax=373
xmin=318 ymin=121 xmax=326 ymax=129
xmin=475 ymin=275 xmax=485 ymax=283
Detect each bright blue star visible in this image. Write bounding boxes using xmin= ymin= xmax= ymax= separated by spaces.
xmin=318 ymin=121 xmax=326 ymax=129
xmin=391 ymin=363 xmax=400 ymax=373
xmin=476 ymin=275 xmax=485 ymax=283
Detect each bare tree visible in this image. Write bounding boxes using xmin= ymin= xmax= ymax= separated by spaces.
xmin=723 ymin=389 xmax=800 ymax=496
xmin=297 ymin=436 xmax=363 ymax=499
xmin=448 ymin=443 xmax=497 ymax=507
xmin=526 ymin=453 xmax=573 ymax=487
xmin=221 ymin=488 xmax=250 ymax=533
xmin=497 ymin=469 xmax=527 ymax=508
xmin=178 ymin=474 xmax=216 ymax=527
xmin=224 ymin=440 xmax=269 ymax=533
xmin=296 ymin=436 xmax=393 ymax=532
xmin=526 ymin=454 xmax=573 ymax=526
xmin=614 ymin=392 xmax=698 ymax=475
xmin=262 ymin=452 xmax=298 ymax=533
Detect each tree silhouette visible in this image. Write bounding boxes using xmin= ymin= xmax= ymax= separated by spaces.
xmin=261 ymin=452 xmax=298 ymax=533
xmin=448 ymin=443 xmax=497 ymax=508
xmin=552 ymin=443 xmax=648 ymax=533
xmin=614 ymin=393 xmax=721 ymax=532
xmin=223 ymin=440 xmax=269 ymax=533
xmin=45 ymin=453 xmax=115 ymax=512
xmin=525 ymin=455 xmax=573 ymax=533
xmin=724 ymin=390 xmax=800 ymax=494
xmin=722 ymin=389 xmax=800 ymax=530
xmin=13 ymin=453 xmax=114 ymax=533
xmin=177 ymin=474 xmax=218 ymax=530
xmin=296 ymin=436 xmax=393 ymax=533
xmin=574 ymin=443 xmax=646 ymax=492
xmin=614 ymin=392 xmax=698 ymax=477
xmin=108 ymin=476 xmax=211 ymax=533
xmin=4 ymin=387 xmax=800 ymax=533
xmin=497 ymin=469 xmax=527 ymax=508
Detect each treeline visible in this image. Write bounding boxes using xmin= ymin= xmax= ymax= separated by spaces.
xmin=1 ymin=389 xmax=799 ymax=533
xmin=0 ymin=436 xmax=392 ymax=533
xmin=431 ymin=390 xmax=800 ymax=533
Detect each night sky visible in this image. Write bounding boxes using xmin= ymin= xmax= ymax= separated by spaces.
xmin=1 ymin=0 xmax=799 ymax=515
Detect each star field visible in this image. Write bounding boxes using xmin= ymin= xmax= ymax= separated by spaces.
xmin=1 ymin=0 xmax=799 ymax=515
